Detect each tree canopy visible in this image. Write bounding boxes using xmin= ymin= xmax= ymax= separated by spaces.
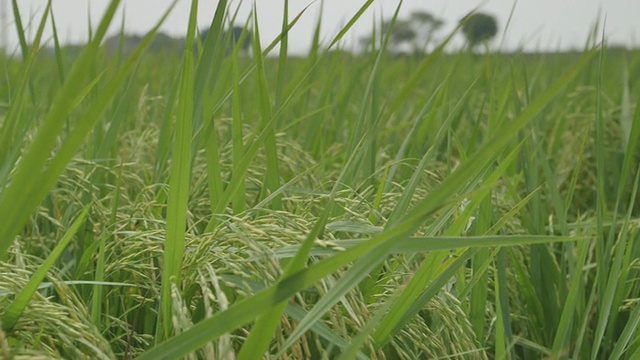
xmin=459 ymin=13 xmax=498 ymax=49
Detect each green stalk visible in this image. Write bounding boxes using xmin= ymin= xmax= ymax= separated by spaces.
xmin=159 ymin=0 xmax=197 ymax=341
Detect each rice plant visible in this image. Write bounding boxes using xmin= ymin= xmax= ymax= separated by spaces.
xmin=0 ymin=0 xmax=639 ymax=359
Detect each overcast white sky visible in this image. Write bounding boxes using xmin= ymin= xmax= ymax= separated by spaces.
xmin=1 ymin=0 xmax=638 ymax=54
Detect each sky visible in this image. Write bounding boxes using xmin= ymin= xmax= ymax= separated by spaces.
xmin=0 ymin=0 xmax=638 ymax=54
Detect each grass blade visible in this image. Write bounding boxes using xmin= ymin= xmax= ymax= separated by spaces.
xmin=159 ymin=0 xmax=197 ymax=340
xmin=251 ymin=8 xmax=282 ymax=209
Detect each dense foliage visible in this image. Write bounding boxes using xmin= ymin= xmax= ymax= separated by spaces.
xmin=0 ymin=1 xmax=639 ymax=359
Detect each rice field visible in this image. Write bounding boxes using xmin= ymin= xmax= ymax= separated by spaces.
xmin=1 ymin=0 xmax=640 ymax=359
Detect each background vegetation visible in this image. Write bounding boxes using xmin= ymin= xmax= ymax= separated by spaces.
xmin=0 ymin=0 xmax=639 ymax=359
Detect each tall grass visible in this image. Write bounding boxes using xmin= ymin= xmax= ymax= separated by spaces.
xmin=0 ymin=1 xmax=639 ymax=359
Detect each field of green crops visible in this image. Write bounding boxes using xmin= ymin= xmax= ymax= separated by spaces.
xmin=1 ymin=0 xmax=639 ymax=359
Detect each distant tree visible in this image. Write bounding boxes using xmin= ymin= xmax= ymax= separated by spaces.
xmin=104 ymin=32 xmax=179 ymax=56
xmin=459 ymin=13 xmax=498 ymax=50
xmin=384 ymin=19 xmax=416 ymax=53
xmin=228 ymin=26 xmax=251 ymax=51
xmin=200 ymin=26 xmax=251 ymax=53
xmin=103 ymin=34 xmax=143 ymax=56
xmin=150 ymin=32 xmax=177 ymax=52
xmin=358 ymin=35 xmax=374 ymax=53
xmin=361 ymin=10 xmax=444 ymax=54
xmin=408 ymin=10 xmax=444 ymax=52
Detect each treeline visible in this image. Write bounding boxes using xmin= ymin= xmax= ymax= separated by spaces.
xmin=102 ymin=26 xmax=251 ymax=56
xmin=36 ymin=26 xmax=251 ymax=58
